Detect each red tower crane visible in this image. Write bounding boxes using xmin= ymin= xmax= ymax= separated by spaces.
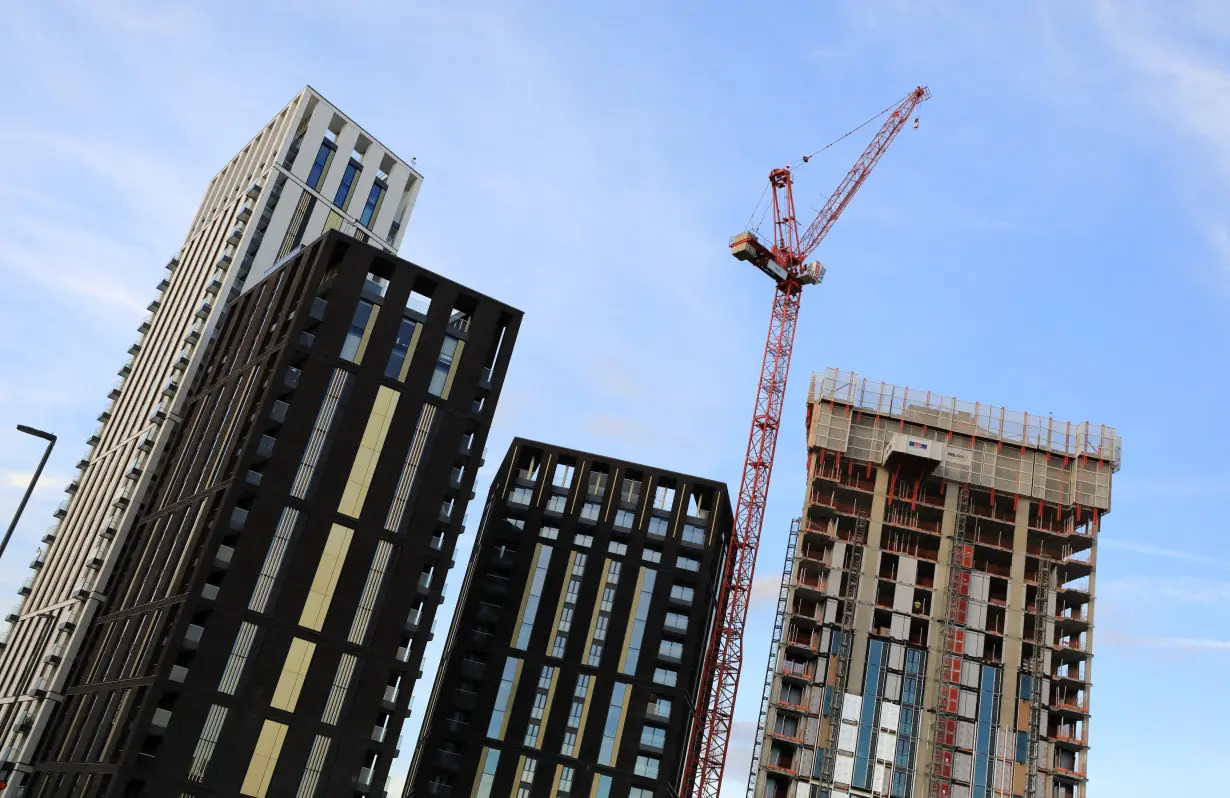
xmin=684 ymin=85 xmax=931 ymax=798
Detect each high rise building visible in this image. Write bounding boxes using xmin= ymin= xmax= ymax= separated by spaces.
xmin=746 ymin=368 xmax=1117 ymax=798
xmin=0 ymin=88 xmax=422 ymax=793
xmin=22 ymin=232 xmax=520 ymax=796
xmin=405 ymin=440 xmax=733 ymax=798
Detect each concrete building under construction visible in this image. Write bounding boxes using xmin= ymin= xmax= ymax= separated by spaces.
xmin=747 ymin=368 xmax=1118 ymax=798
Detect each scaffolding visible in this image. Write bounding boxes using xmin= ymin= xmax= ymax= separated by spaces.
xmin=746 ymin=518 xmax=801 ymax=798
xmin=1027 ymin=558 xmax=1052 ymax=798
xmin=928 ymin=484 xmax=973 ymax=798
xmin=819 ymin=511 xmax=869 ymax=791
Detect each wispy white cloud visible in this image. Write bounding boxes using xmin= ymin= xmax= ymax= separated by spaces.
xmin=1100 ymin=575 xmax=1230 ymax=605
xmin=1101 ymin=630 xmax=1230 ymax=651
xmin=1100 ymin=538 xmax=1230 ymax=569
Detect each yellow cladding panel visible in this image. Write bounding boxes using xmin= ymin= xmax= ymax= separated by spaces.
xmin=270 ymin=638 xmax=317 ymax=712
xmin=440 ymin=339 xmax=465 ymax=399
xmin=299 ymin=524 xmax=354 ymax=631
xmin=354 ymin=304 xmax=381 ymax=364
xmin=397 ymin=323 xmax=423 ymax=382
xmin=240 ymin=719 xmax=289 ymax=797
xmin=338 ymin=386 xmax=400 ymax=518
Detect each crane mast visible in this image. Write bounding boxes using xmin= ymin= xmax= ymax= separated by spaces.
xmin=684 ymin=85 xmax=930 ymax=798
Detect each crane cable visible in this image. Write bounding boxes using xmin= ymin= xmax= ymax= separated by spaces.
xmin=744 ymin=89 xmax=916 ymax=236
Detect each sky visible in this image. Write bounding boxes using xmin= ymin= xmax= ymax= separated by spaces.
xmin=1 ymin=0 xmax=1229 ymax=795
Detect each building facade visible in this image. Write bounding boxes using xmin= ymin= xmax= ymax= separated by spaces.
xmin=0 ymin=87 xmax=422 ymax=792
xmin=747 ymin=368 xmax=1117 ymax=798
xmin=23 ymin=233 xmax=520 ymax=796
xmin=406 ymin=440 xmax=733 ymax=798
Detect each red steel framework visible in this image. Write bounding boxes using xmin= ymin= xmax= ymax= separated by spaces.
xmin=684 ymin=85 xmax=931 ymax=798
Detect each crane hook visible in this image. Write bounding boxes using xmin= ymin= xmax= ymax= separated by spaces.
xmin=913 ymin=117 xmax=919 ymax=130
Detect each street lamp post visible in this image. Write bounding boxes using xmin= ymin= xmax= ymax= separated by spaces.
xmin=2 ymin=425 xmax=58 ymax=563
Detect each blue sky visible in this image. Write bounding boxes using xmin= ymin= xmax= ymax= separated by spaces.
xmin=2 ymin=1 xmax=1228 ymax=795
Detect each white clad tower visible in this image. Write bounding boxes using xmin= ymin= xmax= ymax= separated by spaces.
xmin=0 ymin=86 xmax=422 ymax=792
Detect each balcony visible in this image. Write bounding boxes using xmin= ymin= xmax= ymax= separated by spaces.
xmin=17 ymin=577 xmax=33 ymax=597
xmin=382 ymin=684 xmax=400 ymax=709
xmin=150 ymin=708 xmax=172 ymax=734
xmin=371 ymin=725 xmax=387 ymax=743
xmin=183 ymin=624 xmax=204 ymax=650
xmin=214 ymin=545 xmax=234 ymax=570
xmin=282 ymin=367 xmax=301 ymax=391
xmin=195 ymin=300 xmax=213 ymax=320
xmin=254 ymin=435 xmax=276 ymax=461
xmin=169 ymin=665 xmax=188 ymax=683
xmin=230 ymin=507 xmax=249 ymax=531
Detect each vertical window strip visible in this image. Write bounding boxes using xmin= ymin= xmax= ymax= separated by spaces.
xmin=620 ymin=568 xmax=657 ymax=674
xmin=517 ymin=756 xmax=538 ymax=796
xmin=550 ymin=553 xmax=587 ymax=658
xmin=321 ymin=654 xmax=358 ymax=725
xmin=524 ymin=666 xmax=556 ymax=748
xmin=296 ymin=735 xmax=331 ymax=798
xmin=598 ymin=682 xmax=630 ymax=766
xmin=488 ymin=656 xmax=521 ymax=739
xmin=514 ymin=544 xmax=554 ymax=650
xmin=291 ymin=370 xmax=350 ymax=498
xmin=586 ymin=561 xmax=621 ymax=667
xmin=347 ymin=541 xmax=394 ymax=644
xmin=475 ymin=748 xmax=501 ymax=798
xmin=384 ymin=403 xmax=437 ymax=532
xmin=249 ymin=508 xmax=301 ymax=612
xmin=560 ymin=674 xmax=591 ymax=757
xmin=218 ymin=622 xmax=258 ymax=694
xmin=338 ymin=385 xmax=400 ymax=518
xmin=186 ymin=704 xmax=228 ymax=782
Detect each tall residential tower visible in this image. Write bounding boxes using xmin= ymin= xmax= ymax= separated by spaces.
xmin=406 ymin=440 xmax=733 ymax=798
xmin=26 ymin=233 xmax=520 ymax=796
xmin=0 ymin=88 xmax=422 ymax=792
xmin=747 ymin=369 xmax=1117 ymax=798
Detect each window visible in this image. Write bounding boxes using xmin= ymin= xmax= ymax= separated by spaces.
xmin=682 ymin=524 xmax=706 ymax=545
xmin=664 ymin=612 xmax=688 ymax=632
xmin=574 ymin=534 xmax=593 ymax=548
xmin=333 ymin=160 xmax=361 ymax=208
xmin=634 ymin=755 xmax=660 ymax=779
xmin=475 ymin=748 xmax=500 ymax=798
xmin=670 ymin=585 xmax=694 ymax=604
xmin=558 ymin=766 xmax=575 ymax=794
xmin=488 ymin=657 xmax=519 ymax=738
xmin=384 ymin=317 xmax=419 ymax=380
xmin=187 ymin=705 xmax=228 ymax=781
xmin=307 ymin=140 xmax=336 ymax=190
xmin=779 ymin=682 xmax=804 ymax=707
xmin=341 ymin=300 xmax=377 ymax=363
xmin=359 ymin=181 xmax=385 ymax=227
xmin=647 ymin=516 xmax=669 ymax=537
xmin=594 ymin=775 xmax=613 ymax=798
xmin=598 ymin=683 xmax=629 ymax=766
xmin=515 ymin=545 xmax=553 ymax=649
xmin=509 ymin=486 xmax=532 ymax=506
xmin=580 ymin=502 xmax=601 ymax=522
xmin=774 ymin=713 xmax=800 ymax=738
xmin=540 ymin=525 xmax=559 ymax=540
xmin=587 ymin=470 xmax=609 ymax=496
xmin=642 ymin=547 xmax=662 ymax=564
xmin=653 ymin=484 xmax=675 ymax=510
xmin=524 ymin=666 xmax=554 ymax=748
xmin=546 ymin=495 xmax=567 ymax=514
xmin=428 ymin=335 xmax=462 ymax=398
xmin=652 ymin=668 xmax=677 ymax=687
xmin=552 ymin=553 xmax=586 ymax=657
xmin=608 ymin=541 xmax=628 ymax=556
xmin=630 ymin=790 xmax=653 ymax=798
xmin=560 ymin=674 xmax=591 ymax=756
xmin=553 ymin=462 xmax=575 ymax=488
xmin=659 ymin=640 xmax=683 ymax=660
xmin=622 ymin=568 xmax=657 ymax=674
xmin=620 ymin=478 xmax=642 ymax=504
xmin=508 ymin=519 xmax=526 ymax=530
xmin=640 ymin=725 xmax=666 ymax=749
xmin=677 ymin=555 xmax=700 ymax=572
xmin=614 ymin=509 xmax=635 ymax=529
xmin=648 ymin=694 xmax=672 ymax=719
